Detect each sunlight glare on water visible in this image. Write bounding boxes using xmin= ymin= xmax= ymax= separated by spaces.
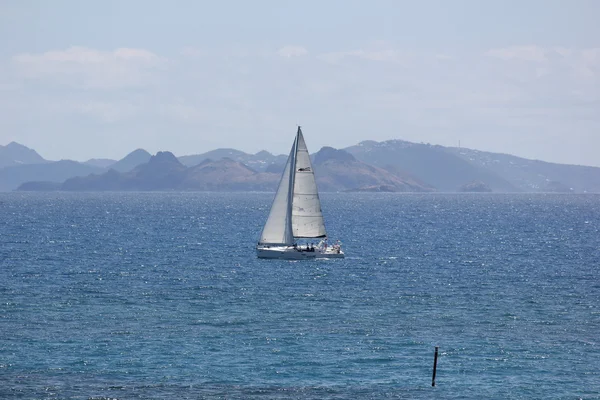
xmin=0 ymin=192 xmax=599 ymax=399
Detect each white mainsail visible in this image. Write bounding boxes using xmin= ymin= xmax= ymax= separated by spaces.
xmin=258 ymin=137 xmax=297 ymax=245
xmin=292 ymin=129 xmax=327 ymax=238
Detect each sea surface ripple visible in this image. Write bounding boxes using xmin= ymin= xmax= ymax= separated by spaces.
xmin=1 ymin=192 xmax=599 ymax=399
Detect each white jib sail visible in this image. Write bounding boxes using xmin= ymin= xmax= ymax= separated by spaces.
xmin=292 ymin=128 xmax=327 ymax=238
xmin=258 ymin=136 xmax=297 ymax=245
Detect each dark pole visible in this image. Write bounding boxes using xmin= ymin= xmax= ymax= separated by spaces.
xmin=432 ymin=346 xmax=439 ymax=387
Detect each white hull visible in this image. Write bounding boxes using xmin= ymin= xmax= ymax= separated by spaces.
xmin=316 ymin=248 xmax=345 ymax=259
xmin=256 ymin=246 xmax=345 ymax=259
xmin=257 ymin=246 xmax=316 ymax=259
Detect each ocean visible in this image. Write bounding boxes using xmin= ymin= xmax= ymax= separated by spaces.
xmin=1 ymin=192 xmax=599 ymax=399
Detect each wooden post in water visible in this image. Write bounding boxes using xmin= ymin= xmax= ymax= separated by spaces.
xmin=432 ymin=346 xmax=439 ymax=387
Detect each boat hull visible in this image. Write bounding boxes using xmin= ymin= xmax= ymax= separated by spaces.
xmin=256 ymin=246 xmax=345 ymax=259
xmin=256 ymin=246 xmax=316 ymax=259
xmin=316 ymin=249 xmax=345 ymax=259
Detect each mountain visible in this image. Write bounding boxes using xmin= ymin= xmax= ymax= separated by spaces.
xmin=82 ymin=150 xmax=150 ymax=171
xmin=62 ymin=151 xmax=186 ymax=191
xmin=61 ymin=168 xmax=126 ymax=191
xmin=459 ymin=181 xmax=493 ymax=192
xmin=446 ymin=147 xmax=600 ymax=193
xmin=378 ymin=164 xmax=436 ymax=191
xmin=56 ymin=152 xmax=278 ymax=191
xmin=109 ymin=149 xmax=152 ymax=173
xmin=84 ymin=158 xmax=116 ymax=168
xmin=129 ymin=151 xmax=187 ymax=189
xmin=182 ymin=158 xmax=278 ymax=191
xmin=178 ymin=148 xmax=247 ymax=166
xmin=179 ymin=149 xmax=287 ymax=172
xmin=17 ymin=181 xmax=62 ymax=191
xmin=12 ymin=138 xmax=600 ymax=193
xmin=1 ymin=160 xmax=104 ymax=191
xmin=312 ymin=147 xmax=433 ymax=192
xmin=345 ymin=140 xmax=518 ymax=192
xmin=265 ymin=162 xmax=286 ymax=174
xmin=249 ymin=151 xmax=288 ymax=172
xmin=20 ymin=149 xmax=425 ymax=192
xmin=0 ymin=146 xmax=151 ymax=191
xmin=0 ymin=142 xmax=47 ymax=168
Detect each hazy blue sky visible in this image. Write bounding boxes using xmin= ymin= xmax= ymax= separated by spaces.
xmin=1 ymin=0 xmax=599 ymax=166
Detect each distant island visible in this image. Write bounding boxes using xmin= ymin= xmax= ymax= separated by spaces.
xmin=16 ymin=148 xmax=433 ymax=193
xmin=459 ymin=181 xmax=493 ymax=193
xmin=1 ymin=138 xmax=599 ymax=193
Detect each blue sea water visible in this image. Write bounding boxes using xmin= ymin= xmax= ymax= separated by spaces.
xmin=1 ymin=192 xmax=599 ymax=399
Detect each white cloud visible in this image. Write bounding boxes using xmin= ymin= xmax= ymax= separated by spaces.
xmin=11 ymin=46 xmax=167 ymax=89
xmin=435 ymin=54 xmax=453 ymax=61
xmin=485 ymin=46 xmax=547 ymax=62
xmin=582 ymin=48 xmax=600 ymax=66
xmin=319 ymin=47 xmax=412 ymax=65
xmin=180 ymin=46 xmax=205 ymax=58
xmin=3 ymin=44 xmax=599 ymax=165
xmin=74 ymin=100 xmax=141 ymax=123
xmin=485 ymin=46 xmax=600 ymax=83
xmin=553 ymin=47 xmax=573 ymax=58
xmin=277 ymin=45 xmax=309 ymax=58
xmin=160 ymin=103 xmax=208 ymax=123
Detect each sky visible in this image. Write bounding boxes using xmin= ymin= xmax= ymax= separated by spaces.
xmin=0 ymin=0 xmax=599 ymax=166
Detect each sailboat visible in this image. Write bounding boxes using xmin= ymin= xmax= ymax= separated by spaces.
xmin=256 ymin=127 xmax=344 ymax=259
